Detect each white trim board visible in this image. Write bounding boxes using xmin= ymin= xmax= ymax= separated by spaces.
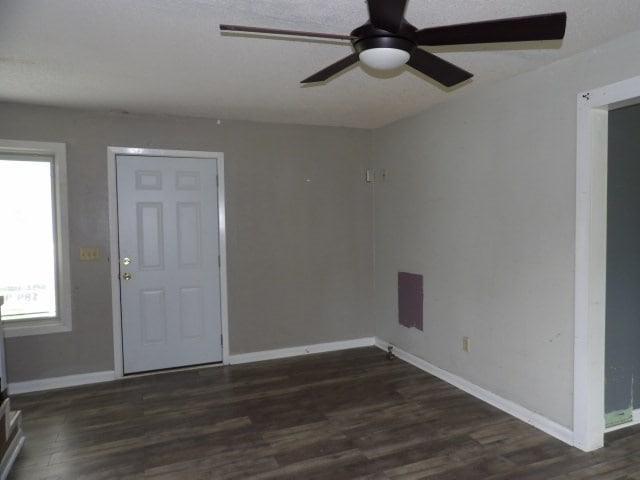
xmin=8 ymin=338 xmax=376 ymax=394
xmin=107 ymin=146 xmax=230 ymax=377
xmin=229 ymin=337 xmax=376 ymax=365
xmin=9 ymin=371 xmax=116 ymax=395
xmin=0 ymin=139 xmax=72 ymax=338
xmin=4 ymin=334 xmax=583 ymax=449
xmin=374 ymin=339 xmax=574 ymax=447
xmin=574 ymin=74 xmax=640 ymax=451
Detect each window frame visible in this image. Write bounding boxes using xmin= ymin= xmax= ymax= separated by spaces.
xmin=0 ymin=139 xmax=71 ymax=337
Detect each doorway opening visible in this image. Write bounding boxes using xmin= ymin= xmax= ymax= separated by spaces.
xmin=603 ymin=104 xmax=640 ymax=430
xmin=574 ymin=75 xmax=640 ymax=451
xmin=107 ymin=147 xmax=229 ymax=377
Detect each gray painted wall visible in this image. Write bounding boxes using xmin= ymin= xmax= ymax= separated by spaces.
xmin=0 ymin=104 xmax=373 ymax=382
xmin=370 ymin=30 xmax=640 ymax=429
xmin=605 ymin=104 xmax=640 ymax=414
xmin=5 ymin=26 xmax=640 ymax=433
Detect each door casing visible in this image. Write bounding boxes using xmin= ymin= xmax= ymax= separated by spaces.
xmin=107 ymin=146 xmax=230 ymax=377
xmin=575 ymin=75 xmax=640 ymax=451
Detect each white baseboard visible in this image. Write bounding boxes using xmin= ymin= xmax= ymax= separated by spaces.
xmin=9 ymin=370 xmax=116 ymax=395
xmin=374 ymin=338 xmax=574 ymax=447
xmin=7 ymin=338 xmax=377 ymax=394
xmin=6 ymin=336 xmax=578 ymax=451
xmin=229 ymin=337 xmax=376 ymax=365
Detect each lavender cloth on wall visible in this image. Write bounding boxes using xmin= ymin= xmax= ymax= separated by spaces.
xmin=398 ymin=272 xmax=423 ymax=331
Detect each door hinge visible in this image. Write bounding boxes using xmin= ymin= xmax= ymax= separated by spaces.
xmin=220 ymin=334 xmax=223 ymax=346
xmin=218 ymin=255 xmax=221 ymax=267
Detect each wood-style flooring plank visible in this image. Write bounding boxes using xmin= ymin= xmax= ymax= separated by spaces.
xmin=7 ymin=347 xmax=640 ymax=479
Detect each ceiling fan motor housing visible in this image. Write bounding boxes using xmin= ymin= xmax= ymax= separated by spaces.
xmin=353 ymin=36 xmax=416 ymax=56
xmin=352 ymin=21 xmax=417 ymax=52
xmin=351 ymin=21 xmax=417 ymax=70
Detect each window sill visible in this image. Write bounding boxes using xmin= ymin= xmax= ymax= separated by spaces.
xmin=2 ymin=319 xmax=72 ymax=338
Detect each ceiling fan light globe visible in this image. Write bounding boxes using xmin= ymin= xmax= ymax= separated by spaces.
xmin=359 ymin=47 xmax=410 ymax=70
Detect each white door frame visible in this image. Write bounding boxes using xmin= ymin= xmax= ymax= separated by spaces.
xmin=574 ymin=75 xmax=640 ymax=451
xmin=107 ymin=146 xmax=230 ymax=378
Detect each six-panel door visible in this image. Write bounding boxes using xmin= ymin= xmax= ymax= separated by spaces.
xmin=116 ymin=154 xmax=222 ymax=374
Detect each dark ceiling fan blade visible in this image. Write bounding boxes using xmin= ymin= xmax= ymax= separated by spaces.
xmin=416 ymin=12 xmax=567 ymax=46
xmin=220 ymin=24 xmax=352 ymax=41
xmin=301 ymin=53 xmax=360 ymax=83
xmin=407 ymin=49 xmax=472 ymax=87
xmin=367 ymin=0 xmax=408 ymax=33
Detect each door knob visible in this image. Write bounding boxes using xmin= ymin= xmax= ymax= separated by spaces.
xmin=122 ymin=272 xmax=132 ymax=280
xmin=122 ymin=257 xmax=131 ymax=265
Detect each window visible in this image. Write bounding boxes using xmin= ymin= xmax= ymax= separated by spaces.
xmin=0 ymin=140 xmax=71 ymax=337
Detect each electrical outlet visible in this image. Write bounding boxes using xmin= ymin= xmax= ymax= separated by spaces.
xmin=365 ymin=169 xmax=374 ymax=183
xmin=80 ymin=247 xmax=100 ymax=261
xmin=463 ymin=336 xmax=470 ymax=352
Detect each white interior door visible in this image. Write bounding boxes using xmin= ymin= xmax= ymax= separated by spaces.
xmin=116 ymin=154 xmax=222 ymax=374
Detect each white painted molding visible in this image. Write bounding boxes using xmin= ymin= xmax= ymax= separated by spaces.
xmin=216 ymin=158 xmax=230 ymax=365
xmin=8 ymin=338 xmax=376 ymax=393
xmin=106 ymin=146 xmax=229 ymax=376
xmin=229 ymin=337 xmax=376 ymax=365
xmin=0 ymin=139 xmax=72 ymax=338
xmin=4 ymin=336 xmax=584 ymax=451
xmin=9 ymin=371 xmax=116 ymax=395
xmin=374 ymin=338 xmax=574 ymax=447
xmin=574 ymin=74 xmax=640 ymax=452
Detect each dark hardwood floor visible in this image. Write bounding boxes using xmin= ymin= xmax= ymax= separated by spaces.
xmin=7 ymin=347 xmax=640 ymax=479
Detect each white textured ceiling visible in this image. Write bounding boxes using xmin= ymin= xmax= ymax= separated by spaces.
xmin=1 ymin=0 xmax=639 ymax=129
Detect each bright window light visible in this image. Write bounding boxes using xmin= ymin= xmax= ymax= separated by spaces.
xmin=0 ymin=157 xmax=58 ymax=320
xmin=0 ymin=139 xmax=71 ymax=337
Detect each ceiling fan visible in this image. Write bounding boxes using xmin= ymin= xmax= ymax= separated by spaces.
xmin=220 ymin=0 xmax=566 ymax=87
